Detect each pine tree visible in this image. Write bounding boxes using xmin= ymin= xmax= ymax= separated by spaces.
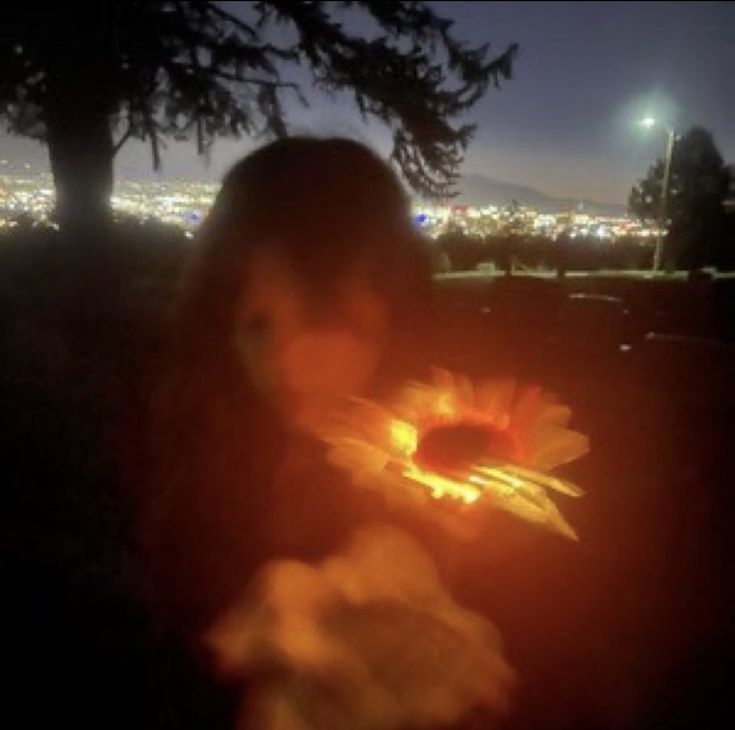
xmin=1 ymin=1 xmax=517 ymax=228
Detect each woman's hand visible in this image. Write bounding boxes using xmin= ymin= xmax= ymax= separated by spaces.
xmin=204 ymin=524 xmax=515 ymax=730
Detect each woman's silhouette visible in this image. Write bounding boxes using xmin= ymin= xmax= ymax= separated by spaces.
xmin=139 ymin=137 xmax=436 ymax=639
xmin=134 ymin=138 xmax=520 ymax=730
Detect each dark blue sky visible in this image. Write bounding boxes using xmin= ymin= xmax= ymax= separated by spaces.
xmin=446 ymin=1 xmax=734 ymax=203
xmin=2 ymin=1 xmax=733 ymax=204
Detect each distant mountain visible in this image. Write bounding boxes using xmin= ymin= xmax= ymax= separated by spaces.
xmin=455 ymin=173 xmax=627 ymax=217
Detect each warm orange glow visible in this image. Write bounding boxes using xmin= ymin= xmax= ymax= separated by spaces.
xmin=436 ymin=391 xmax=456 ymax=418
xmin=390 ymin=418 xmax=418 ymax=456
xmin=405 ymin=462 xmax=483 ymax=504
xmin=323 ymin=370 xmax=588 ymax=540
xmin=205 ymin=524 xmax=516 ymax=728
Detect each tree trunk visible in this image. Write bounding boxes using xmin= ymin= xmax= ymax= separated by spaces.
xmin=39 ymin=4 xmax=121 ymax=365
xmin=40 ymin=2 xmax=119 ymax=232
xmin=46 ymin=93 xmax=114 ymax=232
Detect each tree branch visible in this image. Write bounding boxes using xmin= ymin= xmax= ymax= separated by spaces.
xmin=207 ymin=3 xmax=258 ymax=39
xmin=170 ymin=60 xmax=305 ymax=100
xmin=112 ymin=119 xmax=133 ymax=155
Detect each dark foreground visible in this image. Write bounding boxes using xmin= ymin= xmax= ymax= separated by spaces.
xmin=3 ymin=227 xmax=734 ymax=729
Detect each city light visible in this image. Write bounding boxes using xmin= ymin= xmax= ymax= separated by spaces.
xmin=0 ymin=169 xmax=661 ymax=244
xmin=0 ymin=172 xmax=217 ymax=231
xmin=412 ymin=201 xmax=659 ymax=242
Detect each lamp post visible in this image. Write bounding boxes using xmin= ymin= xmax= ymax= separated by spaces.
xmin=640 ymin=117 xmax=676 ymax=272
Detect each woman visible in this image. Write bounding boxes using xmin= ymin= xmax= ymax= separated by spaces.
xmin=141 ymin=137 xmax=429 ymax=632
xmin=138 ymin=137 xmax=514 ymax=729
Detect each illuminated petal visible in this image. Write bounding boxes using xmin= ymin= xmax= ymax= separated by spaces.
xmin=327 ymin=437 xmax=391 ymax=482
xmin=474 ymin=378 xmax=516 ymax=421
xmin=500 ymin=490 xmax=579 ymax=541
xmin=501 ymin=464 xmax=585 ymax=498
xmin=389 ymin=419 xmax=419 ymax=456
xmin=432 ymin=367 xmax=457 ymax=395
xmin=510 ymin=385 xmax=545 ymax=424
xmin=451 ymin=371 xmax=475 ymax=408
xmin=527 ymin=429 xmax=590 ymax=471
xmin=393 ymin=382 xmax=442 ymax=425
xmin=539 ymin=402 xmax=574 ymax=427
xmin=471 ymin=466 xmax=578 ymax=540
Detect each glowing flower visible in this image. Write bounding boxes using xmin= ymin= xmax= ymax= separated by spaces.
xmin=321 ymin=370 xmax=589 ymax=540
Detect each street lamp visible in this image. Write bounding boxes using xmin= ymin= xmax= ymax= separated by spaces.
xmin=639 ymin=117 xmax=676 ymax=272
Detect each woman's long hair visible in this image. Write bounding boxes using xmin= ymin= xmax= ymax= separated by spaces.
xmin=139 ymin=138 xmax=433 ymax=637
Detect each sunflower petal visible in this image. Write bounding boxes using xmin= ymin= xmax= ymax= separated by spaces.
xmin=494 ymin=488 xmax=579 ymax=541
xmin=327 ymin=437 xmax=391 ymax=478
xmin=470 ymin=465 xmax=579 ymax=540
xmin=501 ymin=464 xmax=585 ymax=498
xmin=528 ymin=429 xmax=590 ymax=471
xmin=474 ymin=378 xmax=516 ymax=420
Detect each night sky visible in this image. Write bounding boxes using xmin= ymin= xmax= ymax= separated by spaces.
xmin=1 ymin=1 xmax=733 ymax=205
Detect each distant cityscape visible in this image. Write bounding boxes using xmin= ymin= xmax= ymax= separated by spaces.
xmin=0 ymin=168 xmax=661 ymax=243
xmin=0 ymin=171 xmax=214 ymax=237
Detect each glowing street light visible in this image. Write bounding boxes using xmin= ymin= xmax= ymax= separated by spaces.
xmin=639 ymin=116 xmax=677 ymax=272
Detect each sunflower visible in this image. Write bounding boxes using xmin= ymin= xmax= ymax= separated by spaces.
xmin=320 ymin=369 xmax=589 ymax=540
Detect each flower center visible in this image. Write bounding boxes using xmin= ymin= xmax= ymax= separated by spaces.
xmin=413 ymin=422 xmax=516 ymax=477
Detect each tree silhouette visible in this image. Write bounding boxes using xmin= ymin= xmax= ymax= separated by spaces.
xmin=629 ymin=127 xmax=731 ymax=268
xmin=0 ymin=1 xmax=517 ymax=228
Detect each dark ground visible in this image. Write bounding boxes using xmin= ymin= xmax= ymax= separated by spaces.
xmin=3 ymin=226 xmax=734 ymax=729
